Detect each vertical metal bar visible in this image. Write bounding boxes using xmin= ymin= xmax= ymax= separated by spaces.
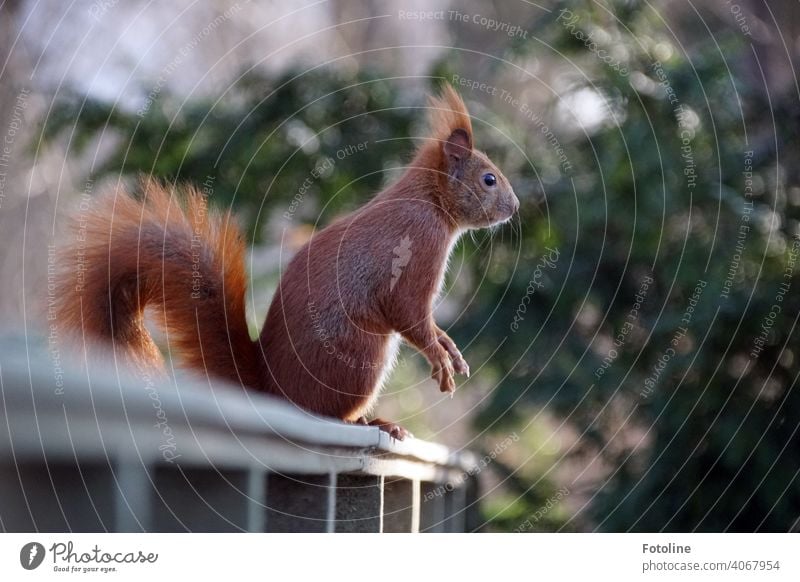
xmin=411 ymin=479 xmax=421 ymax=533
xmin=113 ymin=461 xmax=152 ymax=532
xmin=246 ymin=467 xmax=266 ymax=532
xmin=378 ymin=475 xmax=385 ymax=533
xmin=326 ymin=472 xmax=337 ymax=533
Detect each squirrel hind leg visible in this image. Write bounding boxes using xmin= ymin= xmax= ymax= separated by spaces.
xmin=355 ymin=416 xmax=412 ymax=441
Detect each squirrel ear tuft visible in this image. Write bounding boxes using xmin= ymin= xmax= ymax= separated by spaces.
xmin=444 ymin=128 xmax=472 ymax=162
xmin=443 ymin=128 xmax=471 ymax=179
xmin=427 ymin=85 xmax=473 ymax=146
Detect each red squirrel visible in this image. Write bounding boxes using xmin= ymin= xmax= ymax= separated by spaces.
xmin=55 ymin=85 xmax=518 ymax=440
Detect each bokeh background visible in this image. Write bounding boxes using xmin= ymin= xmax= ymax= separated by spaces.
xmin=1 ymin=0 xmax=799 ymax=531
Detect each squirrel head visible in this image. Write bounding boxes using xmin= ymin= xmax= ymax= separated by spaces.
xmin=422 ymin=85 xmax=519 ymax=229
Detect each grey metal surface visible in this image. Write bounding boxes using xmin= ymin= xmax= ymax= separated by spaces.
xmin=0 ymin=344 xmax=478 ymax=532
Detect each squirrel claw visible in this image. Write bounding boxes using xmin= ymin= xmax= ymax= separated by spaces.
xmin=437 ymin=370 xmax=456 ymax=393
xmin=437 ymin=334 xmax=469 ymax=377
xmin=431 ymin=360 xmax=456 ymax=394
xmin=361 ymin=417 xmax=412 ymax=441
xmin=453 ymin=357 xmax=470 ymax=377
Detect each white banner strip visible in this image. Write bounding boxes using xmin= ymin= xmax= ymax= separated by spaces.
xmin=1 ymin=533 xmax=798 ymax=580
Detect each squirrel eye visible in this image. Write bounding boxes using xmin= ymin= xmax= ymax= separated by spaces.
xmin=483 ymin=173 xmax=497 ymax=187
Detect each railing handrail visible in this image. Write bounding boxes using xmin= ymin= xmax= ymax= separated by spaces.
xmin=0 ymin=342 xmax=476 ymax=476
xmin=0 ymin=339 xmax=479 ymax=532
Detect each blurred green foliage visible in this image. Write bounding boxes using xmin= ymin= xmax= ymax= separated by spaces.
xmin=45 ymin=69 xmax=418 ymax=241
xmin=45 ymin=1 xmax=800 ymax=531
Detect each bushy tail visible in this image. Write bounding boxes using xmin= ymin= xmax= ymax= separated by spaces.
xmin=55 ymin=178 xmax=262 ymax=388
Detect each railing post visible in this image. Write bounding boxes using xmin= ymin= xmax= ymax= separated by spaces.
xmin=114 ymin=461 xmax=153 ymax=532
xmin=326 ymin=472 xmax=337 ymax=533
xmin=246 ymin=467 xmax=266 ymax=532
xmin=411 ymin=479 xmax=421 ymax=533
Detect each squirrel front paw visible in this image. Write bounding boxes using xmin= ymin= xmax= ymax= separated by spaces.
xmin=437 ymin=333 xmax=470 ymax=377
xmin=430 ymin=347 xmax=456 ymax=393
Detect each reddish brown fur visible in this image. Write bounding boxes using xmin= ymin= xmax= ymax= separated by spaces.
xmin=56 ymin=86 xmax=518 ymax=440
xmin=55 ymin=179 xmax=261 ymax=387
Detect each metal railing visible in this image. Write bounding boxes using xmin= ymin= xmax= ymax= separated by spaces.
xmin=0 ymin=341 xmax=479 ymax=532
